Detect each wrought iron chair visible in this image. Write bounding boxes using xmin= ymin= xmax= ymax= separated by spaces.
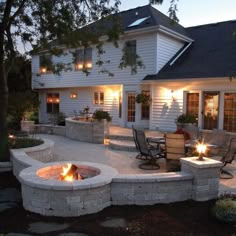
xmin=132 ymin=127 xmax=164 ymax=170
xmin=220 ymin=137 xmax=236 ymax=179
xmin=165 ymin=133 xmax=186 ymax=172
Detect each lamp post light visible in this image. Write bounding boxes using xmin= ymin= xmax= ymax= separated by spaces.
xmin=196 ymin=143 xmax=207 ymax=161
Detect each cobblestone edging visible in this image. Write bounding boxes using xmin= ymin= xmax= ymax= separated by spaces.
xmin=11 ymin=138 xmax=54 ymax=178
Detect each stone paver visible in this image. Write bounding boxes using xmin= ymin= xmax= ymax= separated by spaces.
xmin=0 ymin=188 xmax=21 ymax=212
xmin=28 ymin=222 xmax=69 ymax=234
xmin=100 ymin=218 xmax=127 ymax=228
xmin=36 ymin=133 xmax=236 ymax=194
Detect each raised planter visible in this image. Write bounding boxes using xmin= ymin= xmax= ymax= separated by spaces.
xmin=66 ymin=117 xmax=109 ymax=144
xmin=11 ymin=138 xmax=54 ymax=179
xmin=21 ymin=120 xmax=35 ymax=132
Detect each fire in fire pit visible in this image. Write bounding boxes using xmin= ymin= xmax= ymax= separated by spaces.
xmin=59 ymin=163 xmax=85 ymax=181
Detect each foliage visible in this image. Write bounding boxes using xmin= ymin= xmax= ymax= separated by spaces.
xmin=0 ymin=0 xmax=175 ymax=161
xmin=212 ymin=193 xmax=236 ymax=223
xmin=8 ymin=137 xmax=43 ymax=149
xmin=176 ymin=113 xmax=197 ymax=124
xmin=93 ymin=110 xmax=112 ymax=122
xmin=135 ymin=93 xmax=152 ymax=105
xmin=8 ymin=91 xmax=39 ymax=131
xmin=48 ymin=112 xmax=66 ymax=126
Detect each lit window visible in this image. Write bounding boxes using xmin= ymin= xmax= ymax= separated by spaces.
xmin=75 ymin=48 xmax=92 ymax=70
xmin=46 ymin=93 xmax=60 ymax=113
xmin=128 ymin=16 xmax=150 ymax=27
xmin=39 ymin=54 xmax=52 ymax=74
xmin=94 ymin=92 xmax=104 ymax=105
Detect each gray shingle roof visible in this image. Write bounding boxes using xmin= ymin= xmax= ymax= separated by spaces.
xmin=91 ymin=5 xmax=189 ymax=38
xmin=144 ymin=20 xmax=236 ymax=80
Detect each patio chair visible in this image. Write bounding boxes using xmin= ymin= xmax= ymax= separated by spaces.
xmin=132 ymin=127 xmax=164 ymax=170
xmin=203 ymin=129 xmax=229 ymax=156
xmin=165 ymin=133 xmax=186 ymax=172
xmin=220 ymin=137 xmax=236 ymax=179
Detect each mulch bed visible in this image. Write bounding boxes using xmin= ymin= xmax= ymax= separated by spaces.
xmin=1 ymin=171 xmax=236 ymax=236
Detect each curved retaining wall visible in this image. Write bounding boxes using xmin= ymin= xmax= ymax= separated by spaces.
xmin=11 ymin=138 xmax=54 ymax=179
xmin=11 ymin=143 xmax=222 ymax=217
xmin=19 ymin=161 xmax=118 ymax=217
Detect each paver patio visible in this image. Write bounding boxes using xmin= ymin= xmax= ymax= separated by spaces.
xmin=36 ymin=126 xmax=236 ymax=195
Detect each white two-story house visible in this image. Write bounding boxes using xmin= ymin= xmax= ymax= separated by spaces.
xmin=32 ymin=4 xmax=236 ymax=133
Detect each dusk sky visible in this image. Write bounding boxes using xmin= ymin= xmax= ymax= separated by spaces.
xmin=119 ymin=0 xmax=236 ymax=27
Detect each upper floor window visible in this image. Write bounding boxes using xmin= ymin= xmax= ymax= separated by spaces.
xmin=75 ymin=48 xmax=92 ymax=70
xmin=46 ymin=93 xmax=60 ymax=113
xmin=39 ymin=54 xmax=52 ymax=74
xmin=124 ymin=40 xmax=136 ymax=66
xmin=94 ymin=92 xmax=104 ymax=105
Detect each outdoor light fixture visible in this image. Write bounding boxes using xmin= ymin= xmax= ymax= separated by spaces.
xmin=86 ymin=62 xmax=92 ymax=69
xmin=40 ymin=67 xmax=47 ymax=74
xmin=70 ymin=92 xmax=78 ymax=99
xmin=196 ymin=143 xmax=207 ymax=161
xmin=76 ymin=63 xmax=83 ymax=70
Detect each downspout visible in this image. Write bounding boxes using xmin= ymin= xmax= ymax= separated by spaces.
xmin=169 ymin=42 xmax=192 ymax=66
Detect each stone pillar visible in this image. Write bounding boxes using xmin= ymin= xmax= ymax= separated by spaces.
xmin=181 ymin=157 xmax=223 ymax=201
xmin=21 ymin=120 xmax=35 ymax=133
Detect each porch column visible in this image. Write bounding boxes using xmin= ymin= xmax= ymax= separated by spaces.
xmin=181 ymin=157 xmax=223 ymax=201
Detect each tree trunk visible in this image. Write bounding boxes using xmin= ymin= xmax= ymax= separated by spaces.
xmin=0 ymin=63 xmax=10 ymax=161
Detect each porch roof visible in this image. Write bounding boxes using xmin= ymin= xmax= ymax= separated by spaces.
xmin=144 ymin=20 xmax=236 ymax=81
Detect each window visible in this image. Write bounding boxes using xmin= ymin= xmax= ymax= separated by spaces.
xmin=75 ymin=48 xmax=92 ymax=70
xmin=46 ymin=93 xmax=60 ymax=113
xmin=141 ymin=91 xmax=150 ymax=120
xmin=186 ymin=93 xmax=199 ymax=119
xmin=124 ymin=40 xmax=136 ymax=66
xmin=224 ymin=93 xmax=236 ymax=132
xmin=39 ymin=54 xmax=52 ymax=74
xmin=128 ymin=16 xmax=150 ymax=27
xmin=94 ymin=92 xmax=104 ymax=105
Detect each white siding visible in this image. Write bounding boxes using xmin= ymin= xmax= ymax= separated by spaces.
xmin=156 ymin=33 xmax=184 ymax=73
xmin=32 ymin=33 xmax=157 ymax=90
xmin=38 ymin=85 xmax=121 ymax=125
xmin=150 ymin=78 xmax=236 ymax=131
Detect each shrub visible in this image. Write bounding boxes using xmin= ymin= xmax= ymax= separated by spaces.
xmin=212 ymin=193 xmax=236 ymax=223
xmin=176 ymin=113 xmax=197 ymax=124
xmin=9 ymin=137 xmax=43 ymax=149
xmin=93 ymin=110 xmax=112 ymax=122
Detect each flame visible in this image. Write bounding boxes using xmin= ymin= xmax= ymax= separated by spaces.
xmin=61 ymin=163 xmax=73 ymax=182
xmin=60 ymin=163 xmax=83 ymax=182
xmin=196 ymin=143 xmax=207 ymax=154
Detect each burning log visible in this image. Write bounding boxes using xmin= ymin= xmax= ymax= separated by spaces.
xmin=59 ymin=163 xmax=84 ymax=181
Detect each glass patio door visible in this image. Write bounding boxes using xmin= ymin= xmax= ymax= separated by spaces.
xmin=203 ymin=92 xmax=219 ymax=130
xmin=126 ymin=92 xmax=136 ymax=126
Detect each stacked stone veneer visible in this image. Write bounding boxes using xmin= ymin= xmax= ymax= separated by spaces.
xmin=181 ymin=157 xmax=223 ymax=201
xmin=66 ymin=118 xmax=109 ymax=144
xmin=19 ymin=161 xmax=117 ymax=217
xmin=11 ymin=146 xmax=223 ymax=217
xmin=11 ymin=138 xmax=54 ymax=177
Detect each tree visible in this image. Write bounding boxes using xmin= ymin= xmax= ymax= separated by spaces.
xmin=0 ymin=0 xmax=175 ymax=161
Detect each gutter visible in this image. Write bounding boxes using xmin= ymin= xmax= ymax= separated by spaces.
xmin=169 ymin=41 xmax=192 ymax=66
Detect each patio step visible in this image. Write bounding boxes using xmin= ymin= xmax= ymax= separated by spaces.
xmin=109 ymin=139 xmax=137 ymax=152
xmin=108 ymin=134 xmax=134 ymax=141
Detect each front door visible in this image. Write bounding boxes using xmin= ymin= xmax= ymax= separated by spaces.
xmin=203 ymin=92 xmax=219 ymax=130
xmin=126 ymin=92 xmax=136 ymax=127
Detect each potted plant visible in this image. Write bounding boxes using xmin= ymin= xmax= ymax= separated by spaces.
xmin=92 ymin=110 xmax=112 ymax=122
xmin=176 ymin=113 xmax=197 ymax=129
xmin=135 ymin=92 xmax=152 ymax=105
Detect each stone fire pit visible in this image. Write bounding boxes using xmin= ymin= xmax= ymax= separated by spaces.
xmin=19 ymin=161 xmax=118 ymax=217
